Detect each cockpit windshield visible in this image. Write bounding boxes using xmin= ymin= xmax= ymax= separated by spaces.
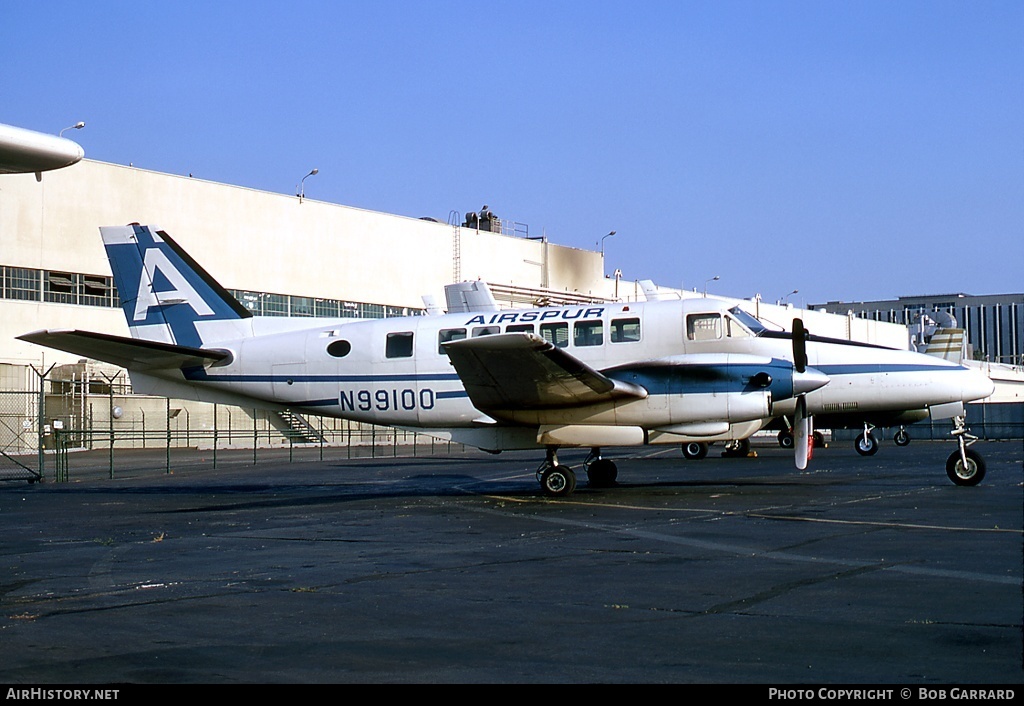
xmin=728 ymin=306 xmax=769 ymax=336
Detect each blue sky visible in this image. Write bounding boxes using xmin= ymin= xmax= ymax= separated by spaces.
xmin=3 ymin=1 xmax=1021 ymax=307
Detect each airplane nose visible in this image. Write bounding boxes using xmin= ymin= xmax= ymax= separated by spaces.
xmin=793 ymin=366 xmax=830 ymax=396
xmin=962 ymin=367 xmax=995 ymax=402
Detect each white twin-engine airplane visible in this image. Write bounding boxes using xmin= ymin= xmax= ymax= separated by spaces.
xmin=19 ymin=225 xmax=994 ymax=496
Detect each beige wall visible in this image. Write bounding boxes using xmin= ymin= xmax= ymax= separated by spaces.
xmin=1 ymin=160 xmax=614 ymax=365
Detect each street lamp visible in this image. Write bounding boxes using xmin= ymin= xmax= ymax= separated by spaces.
xmin=297 ymin=168 xmax=319 ymax=203
xmin=600 ymin=231 xmax=616 ymax=257
xmin=59 ymin=121 xmax=85 ymax=137
xmin=778 ymin=289 xmax=798 ymax=305
xmin=703 ymin=275 xmax=720 ymax=297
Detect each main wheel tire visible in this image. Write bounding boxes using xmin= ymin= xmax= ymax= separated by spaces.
xmin=854 ymin=432 xmax=878 ymax=456
xmin=894 ymin=429 xmax=911 ymax=447
xmin=586 ymin=459 xmax=618 ymax=488
xmin=540 ymin=465 xmax=577 ymax=497
xmin=945 ymin=449 xmax=986 ymax=486
xmin=681 ymin=442 xmax=709 ymax=460
xmin=722 ymin=438 xmax=750 ymax=458
xmin=778 ymin=431 xmax=794 ymax=449
xmin=813 ymin=431 xmax=825 ymax=447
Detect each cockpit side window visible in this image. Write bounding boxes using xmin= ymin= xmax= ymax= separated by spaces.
xmin=727 ymin=306 xmax=768 ymax=335
xmin=686 ymin=313 xmax=722 ymax=341
xmin=724 ymin=315 xmax=752 ymax=338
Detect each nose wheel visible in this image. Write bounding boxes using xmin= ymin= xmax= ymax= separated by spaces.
xmin=946 ymin=416 xmax=985 ymax=486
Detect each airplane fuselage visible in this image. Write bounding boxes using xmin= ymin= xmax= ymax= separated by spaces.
xmin=131 ymin=297 xmax=992 ymax=450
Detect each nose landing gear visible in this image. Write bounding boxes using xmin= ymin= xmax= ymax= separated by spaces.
xmin=946 ymin=416 xmax=985 ymax=486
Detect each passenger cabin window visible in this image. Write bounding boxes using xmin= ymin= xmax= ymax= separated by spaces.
xmin=687 ymin=313 xmax=723 ymax=341
xmin=540 ymin=322 xmax=569 ymax=348
xmin=506 ymin=324 xmax=534 ymax=334
xmin=438 ymin=328 xmax=466 ymax=354
xmin=386 ymin=331 xmax=414 ymax=358
xmin=574 ymin=320 xmax=604 ymax=347
xmin=472 ymin=326 xmax=500 ymax=337
xmin=610 ymin=317 xmax=641 ymax=343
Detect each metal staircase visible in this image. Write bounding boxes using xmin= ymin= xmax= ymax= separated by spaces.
xmin=272 ymin=410 xmax=326 ymax=444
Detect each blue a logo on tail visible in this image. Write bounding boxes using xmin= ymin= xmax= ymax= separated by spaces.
xmin=101 ymin=224 xmax=251 ymax=347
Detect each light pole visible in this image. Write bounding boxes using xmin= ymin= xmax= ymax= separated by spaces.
xmin=600 ymin=231 xmax=616 ymax=258
xmin=778 ymin=289 xmax=798 ymax=305
xmin=59 ymin=121 xmax=85 ymax=138
xmin=703 ymin=275 xmax=720 ymax=297
xmin=297 ymin=168 xmax=319 ymax=203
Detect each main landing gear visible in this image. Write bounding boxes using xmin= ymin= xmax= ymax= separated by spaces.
xmin=681 ymin=441 xmax=709 ymax=460
xmin=536 ymin=447 xmax=619 ymax=497
xmin=680 ymin=438 xmax=754 ymax=460
xmin=854 ymin=423 xmax=879 ymax=456
xmin=778 ymin=429 xmax=825 ymax=450
xmin=946 ymin=415 xmax=985 ymax=486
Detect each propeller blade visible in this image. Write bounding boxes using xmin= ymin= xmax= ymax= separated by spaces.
xmin=792 ymin=318 xmax=808 ymax=373
xmin=794 ymin=395 xmax=813 ymax=470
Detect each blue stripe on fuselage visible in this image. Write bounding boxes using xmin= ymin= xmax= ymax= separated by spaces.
xmin=815 ymin=364 xmax=960 ymax=375
xmin=181 ymin=368 xmax=462 ymax=383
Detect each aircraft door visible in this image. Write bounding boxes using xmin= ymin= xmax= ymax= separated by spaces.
xmin=272 ymin=362 xmax=307 ymax=406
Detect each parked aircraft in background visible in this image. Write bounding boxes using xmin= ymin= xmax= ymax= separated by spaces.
xmin=19 ymin=225 xmax=994 ymax=495
xmin=0 ymin=122 xmax=85 ymax=180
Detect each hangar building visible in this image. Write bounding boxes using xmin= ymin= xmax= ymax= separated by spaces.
xmin=2 ymin=157 xmax=1015 ymax=470
xmin=0 ymin=159 xmax=631 ymax=460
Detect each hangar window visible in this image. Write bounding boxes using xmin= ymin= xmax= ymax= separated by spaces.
xmin=327 ymin=340 xmax=352 ymax=358
xmin=3 ymin=267 xmax=40 ymax=301
xmin=540 ymin=322 xmax=569 ymax=348
xmin=687 ymin=313 xmax=722 ymax=341
xmin=386 ymin=332 xmax=414 ymax=358
xmin=44 ymin=271 xmax=77 ymax=304
xmin=291 ymin=297 xmax=315 ymax=317
xmin=438 ymin=328 xmax=466 ymax=354
xmin=574 ymin=320 xmax=604 ymax=347
xmin=81 ymin=275 xmax=113 ymax=307
xmin=610 ymin=317 xmax=641 ymax=343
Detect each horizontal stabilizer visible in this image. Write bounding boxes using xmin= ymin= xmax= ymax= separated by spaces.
xmin=17 ymin=329 xmax=230 ymax=371
xmin=443 ymin=332 xmax=647 ymax=411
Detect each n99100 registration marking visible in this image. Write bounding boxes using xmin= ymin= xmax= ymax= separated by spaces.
xmin=339 ymin=388 xmax=436 ymax=412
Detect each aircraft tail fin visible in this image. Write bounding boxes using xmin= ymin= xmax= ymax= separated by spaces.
xmin=923 ymin=328 xmax=966 ymax=362
xmin=639 ymin=279 xmax=678 ymax=301
xmin=444 ymin=280 xmax=500 ymax=313
xmin=101 ymin=224 xmax=251 ymax=347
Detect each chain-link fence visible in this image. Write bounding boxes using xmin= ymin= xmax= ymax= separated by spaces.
xmin=1 ymin=363 xmax=470 ymax=483
xmin=2 ymin=363 xmax=1021 ymax=484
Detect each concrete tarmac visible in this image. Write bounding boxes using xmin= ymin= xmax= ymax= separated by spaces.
xmin=0 ymin=438 xmax=1021 ymax=684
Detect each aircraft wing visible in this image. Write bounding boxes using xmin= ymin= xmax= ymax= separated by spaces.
xmin=443 ymin=332 xmax=647 ymax=410
xmin=17 ymin=329 xmax=230 ymax=371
